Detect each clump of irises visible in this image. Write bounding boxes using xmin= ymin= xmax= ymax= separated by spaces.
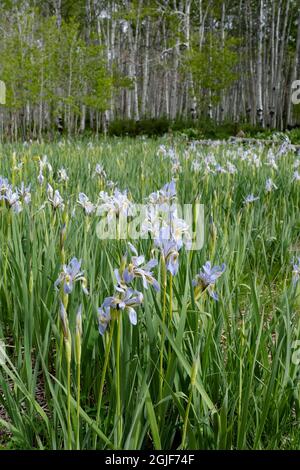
xmin=97 ymin=243 xmax=159 ymax=335
xmin=0 ymin=175 xmax=31 ymax=214
xmin=37 ymin=154 xmax=52 ymax=185
xmin=54 ymin=257 xmax=88 ymax=450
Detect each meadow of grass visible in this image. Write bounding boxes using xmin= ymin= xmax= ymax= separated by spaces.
xmin=0 ymin=136 xmax=300 ymax=450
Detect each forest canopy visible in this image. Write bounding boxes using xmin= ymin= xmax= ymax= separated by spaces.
xmin=0 ymin=0 xmax=299 ymax=139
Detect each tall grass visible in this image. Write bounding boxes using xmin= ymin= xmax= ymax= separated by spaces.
xmin=0 ymin=136 xmax=300 ymax=450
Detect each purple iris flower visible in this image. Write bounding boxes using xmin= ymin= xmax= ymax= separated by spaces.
xmin=18 ymin=182 xmax=31 ymax=205
xmin=55 ymin=257 xmax=89 ymax=295
xmin=97 ymin=305 xmax=111 ymax=336
xmin=47 ymin=184 xmax=64 ymax=210
xmin=244 ymin=194 xmax=259 ymax=205
xmin=2 ymin=187 xmax=23 ymax=213
xmin=60 ymin=301 xmax=70 ymax=339
xmin=148 ymin=180 xmax=177 ymax=211
xmin=77 ymin=192 xmax=96 ymax=215
xmin=154 ymin=227 xmax=181 ymax=276
xmin=114 ymin=243 xmax=160 ymax=291
xmin=162 ymin=180 xmax=176 ymax=199
xmin=0 ymin=176 xmax=10 ymax=195
xmin=192 ymin=261 xmax=226 ymax=301
xmin=98 ymin=287 xmax=143 ymax=335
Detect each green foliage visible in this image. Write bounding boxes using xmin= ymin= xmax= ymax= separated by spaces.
xmin=0 ymin=9 xmax=114 ymax=133
xmin=286 ymin=128 xmax=300 ymax=145
xmin=186 ymin=33 xmax=239 ymax=108
xmin=1 ymin=137 xmax=300 ymax=450
xmin=291 ymin=104 xmax=300 ymax=125
xmin=108 ymin=118 xmax=170 ymax=137
xmin=107 ymin=118 xmax=271 ymax=140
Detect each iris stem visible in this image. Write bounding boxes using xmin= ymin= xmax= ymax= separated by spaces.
xmin=167 ymin=274 xmax=173 ymax=359
xmin=76 ymin=362 xmax=81 ymax=450
xmin=67 ymin=357 xmax=72 ymax=450
xmin=169 ymin=274 xmax=173 ymax=323
xmin=116 ymin=316 xmax=123 ymax=448
xmin=159 ymin=258 xmax=167 ymax=408
xmin=94 ymin=320 xmax=115 ymax=449
xmin=181 ymin=360 xmax=197 ymax=449
xmin=181 ymin=384 xmax=193 ymax=449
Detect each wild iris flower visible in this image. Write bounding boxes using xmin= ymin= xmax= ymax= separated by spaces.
xmin=244 ymin=194 xmax=259 ymax=204
xmin=155 ymin=228 xmax=181 ymax=276
xmin=292 ymin=258 xmax=300 ymax=285
xmin=191 ymin=160 xmax=201 ymax=173
xmin=215 ymin=164 xmax=227 ymax=174
xmin=114 ymin=242 xmax=160 ymax=291
xmin=97 ymin=244 xmax=159 ymax=335
xmin=39 ymin=155 xmax=52 ymax=174
xmin=97 ymin=305 xmax=111 ymax=336
xmin=47 ymin=184 xmax=64 ymax=210
xmin=57 ymin=167 xmax=69 ymax=183
xmin=143 ymin=181 xmax=191 ymax=250
xmin=266 ymin=155 xmax=278 ymax=171
xmin=18 ymin=182 xmax=31 ymax=205
xmin=227 ymin=162 xmax=237 ymax=174
xmin=37 ymin=172 xmax=44 ymax=185
xmin=265 ymin=178 xmax=277 ymax=193
xmin=2 ymin=187 xmax=22 ymax=213
xmin=60 ymin=301 xmax=71 ymax=340
xmin=77 ymin=193 xmax=96 ymax=215
xmin=192 ymin=261 xmax=226 ymax=301
xmin=98 ymin=287 xmax=143 ymax=335
xmin=55 ymin=257 xmax=89 ymax=295
xmin=37 ymin=155 xmax=52 ymax=186
xmin=148 ymin=180 xmax=177 ymax=210
xmin=0 ymin=176 xmax=10 ymax=196
xmin=97 ymin=188 xmax=133 ymax=221
xmin=94 ymin=164 xmax=107 ymax=179
xmin=171 ymin=159 xmax=182 ymax=175
xmin=0 ymin=178 xmax=31 ymax=213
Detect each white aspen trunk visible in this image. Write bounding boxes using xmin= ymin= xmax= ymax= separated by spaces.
xmin=269 ymin=0 xmax=276 ymax=128
xmin=162 ymin=18 xmax=170 ymax=117
xmin=170 ymin=39 xmax=179 ymax=119
xmin=141 ymin=14 xmax=150 ymax=117
xmin=185 ymin=0 xmax=197 ymax=120
xmin=256 ymin=0 xmax=264 ymax=127
xmin=170 ymin=0 xmax=182 ymax=120
xmin=80 ymin=0 xmax=92 ymax=133
xmin=219 ymin=1 xmax=225 ymax=123
xmin=247 ymin=0 xmax=256 ymax=124
xmin=126 ymin=0 xmax=141 ymax=121
xmin=54 ymin=0 xmax=62 ymax=28
xmin=109 ymin=3 xmax=116 ymax=121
